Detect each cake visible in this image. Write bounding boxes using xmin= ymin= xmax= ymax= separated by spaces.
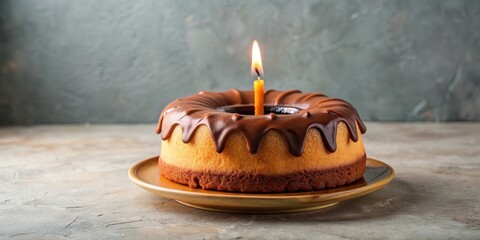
xmin=156 ymin=89 xmax=367 ymax=193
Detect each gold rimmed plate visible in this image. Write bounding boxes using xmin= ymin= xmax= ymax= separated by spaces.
xmin=128 ymin=156 xmax=394 ymax=213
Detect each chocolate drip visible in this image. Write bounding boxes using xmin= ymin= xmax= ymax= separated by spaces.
xmin=156 ymin=89 xmax=366 ymax=157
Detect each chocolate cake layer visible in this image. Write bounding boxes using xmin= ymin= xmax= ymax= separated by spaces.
xmin=159 ymin=155 xmax=366 ymax=193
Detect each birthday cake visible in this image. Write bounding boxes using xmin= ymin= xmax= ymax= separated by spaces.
xmin=156 ymin=89 xmax=367 ymax=193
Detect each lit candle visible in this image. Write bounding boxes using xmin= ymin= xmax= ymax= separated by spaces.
xmin=251 ymin=40 xmax=264 ymax=116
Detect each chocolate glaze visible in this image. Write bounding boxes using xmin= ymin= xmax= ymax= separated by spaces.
xmin=156 ymin=89 xmax=366 ymax=157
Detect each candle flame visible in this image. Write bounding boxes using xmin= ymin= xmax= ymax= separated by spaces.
xmin=251 ymin=40 xmax=264 ymax=80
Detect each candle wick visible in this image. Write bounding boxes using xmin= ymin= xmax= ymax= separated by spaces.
xmin=255 ymin=67 xmax=261 ymax=79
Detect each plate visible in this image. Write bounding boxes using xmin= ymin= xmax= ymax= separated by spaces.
xmin=128 ymin=156 xmax=394 ymax=213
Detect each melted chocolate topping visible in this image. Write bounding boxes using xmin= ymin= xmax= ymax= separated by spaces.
xmin=156 ymin=89 xmax=366 ymax=157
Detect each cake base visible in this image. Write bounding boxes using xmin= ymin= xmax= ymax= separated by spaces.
xmin=159 ymin=155 xmax=366 ymax=193
xmin=129 ymin=156 xmax=395 ymax=213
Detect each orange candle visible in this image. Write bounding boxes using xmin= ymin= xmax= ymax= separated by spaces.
xmin=254 ymin=78 xmax=264 ymax=115
xmin=251 ymin=40 xmax=264 ymax=115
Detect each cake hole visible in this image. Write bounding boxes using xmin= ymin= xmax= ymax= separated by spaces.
xmin=217 ymin=104 xmax=301 ymax=115
xmin=193 ymin=177 xmax=200 ymax=187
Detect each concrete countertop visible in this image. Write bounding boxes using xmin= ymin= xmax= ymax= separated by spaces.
xmin=0 ymin=123 xmax=479 ymax=239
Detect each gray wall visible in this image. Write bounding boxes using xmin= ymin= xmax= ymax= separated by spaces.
xmin=0 ymin=0 xmax=479 ymax=125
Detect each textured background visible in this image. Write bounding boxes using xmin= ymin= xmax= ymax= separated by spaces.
xmin=0 ymin=0 xmax=479 ymax=125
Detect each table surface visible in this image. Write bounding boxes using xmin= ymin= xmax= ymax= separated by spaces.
xmin=1 ymin=123 xmax=479 ymax=239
